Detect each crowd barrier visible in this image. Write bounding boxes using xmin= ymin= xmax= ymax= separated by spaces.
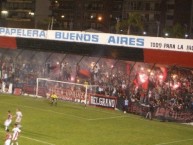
xmin=128 ymin=102 xmax=193 ymax=123
xmin=12 ymin=84 xmax=193 ymax=123
xmin=14 ymin=84 xmax=117 ymax=109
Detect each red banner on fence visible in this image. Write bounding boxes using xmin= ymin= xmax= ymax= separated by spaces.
xmin=13 ymin=88 xmax=22 ymax=95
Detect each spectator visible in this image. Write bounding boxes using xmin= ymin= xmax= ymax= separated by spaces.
xmin=123 ymin=97 xmax=129 ymax=113
xmin=146 ymin=103 xmax=154 ymax=120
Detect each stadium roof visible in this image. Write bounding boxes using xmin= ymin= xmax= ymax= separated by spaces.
xmin=0 ymin=36 xmax=193 ymax=68
xmin=0 ymin=27 xmax=193 ymax=68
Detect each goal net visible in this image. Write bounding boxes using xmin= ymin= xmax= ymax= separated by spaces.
xmin=36 ymin=78 xmax=98 ymax=105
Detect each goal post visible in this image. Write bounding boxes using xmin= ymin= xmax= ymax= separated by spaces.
xmin=36 ymin=78 xmax=98 ymax=105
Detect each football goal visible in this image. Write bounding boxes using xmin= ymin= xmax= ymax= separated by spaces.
xmin=36 ymin=78 xmax=98 ymax=105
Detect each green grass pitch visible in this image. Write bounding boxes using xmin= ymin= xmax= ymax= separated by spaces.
xmin=0 ymin=94 xmax=193 ymax=145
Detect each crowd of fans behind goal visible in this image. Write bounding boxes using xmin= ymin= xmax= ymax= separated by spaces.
xmin=0 ymin=50 xmax=193 ymax=123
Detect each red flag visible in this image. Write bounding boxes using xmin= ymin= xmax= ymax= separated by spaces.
xmin=138 ymin=73 xmax=149 ymax=90
xmin=142 ymin=80 xmax=149 ymax=90
xmin=126 ymin=63 xmax=130 ymax=75
xmin=79 ymin=69 xmax=91 ymax=77
xmin=133 ymin=79 xmax=138 ymax=87
xmin=160 ymin=67 xmax=167 ymax=81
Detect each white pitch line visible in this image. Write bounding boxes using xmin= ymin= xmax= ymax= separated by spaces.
xmin=21 ymin=135 xmax=55 ymax=145
xmin=154 ymin=138 xmax=193 ymax=145
xmin=21 ymin=104 xmax=87 ymax=120
xmin=0 ymin=102 xmax=123 ymax=121
xmin=87 ymin=115 xmax=126 ymax=121
xmin=15 ymin=103 xmax=125 ymax=121
xmin=0 ymin=102 xmax=87 ymax=120
xmin=0 ymin=130 xmax=55 ymax=145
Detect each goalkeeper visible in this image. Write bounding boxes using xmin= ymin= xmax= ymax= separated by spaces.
xmin=50 ymin=92 xmax=58 ymax=106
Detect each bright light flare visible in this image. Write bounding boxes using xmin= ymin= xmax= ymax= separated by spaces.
xmin=71 ymin=77 xmax=74 ymax=81
xmin=91 ymin=62 xmax=95 ymax=68
xmin=139 ymin=73 xmax=148 ymax=83
xmin=98 ymin=16 xmax=102 ymax=21
xmin=172 ymin=74 xmax=177 ymax=79
xmin=173 ymin=82 xmax=180 ymax=89
xmin=150 ymin=72 xmax=154 ymax=76
xmin=159 ymin=75 xmax=163 ymax=80
xmin=1 ymin=10 xmax=8 ymax=14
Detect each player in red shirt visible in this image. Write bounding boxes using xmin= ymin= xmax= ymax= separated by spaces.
xmin=4 ymin=129 xmax=12 ymax=145
xmin=11 ymin=124 xmax=21 ymax=145
xmin=4 ymin=110 xmax=12 ymax=131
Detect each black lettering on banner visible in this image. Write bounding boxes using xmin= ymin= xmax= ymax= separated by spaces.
xmin=163 ymin=43 xmax=175 ymax=49
xmin=90 ymin=95 xmax=117 ymax=109
xmin=150 ymin=42 xmax=162 ymax=48
xmin=177 ymin=45 xmax=183 ymax=50
xmin=187 ymin=45 xmax=193 ymax=51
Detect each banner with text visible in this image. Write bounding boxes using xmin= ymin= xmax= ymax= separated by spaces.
xmin=0 ymin=27 xmax=192 ymax=53
xmin=89 ymin=94 xmax=117 ymax=109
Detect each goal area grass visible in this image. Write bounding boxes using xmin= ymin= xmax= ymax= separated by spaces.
xmin=0 ymin=94 xmax=193 ymax=145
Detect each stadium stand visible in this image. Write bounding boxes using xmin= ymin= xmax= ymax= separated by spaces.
xmin=0 ymin=48 xmax=192 ymax=123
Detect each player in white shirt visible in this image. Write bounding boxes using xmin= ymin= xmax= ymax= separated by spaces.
xmin=4 ymin=110 xmax=12 ymax=131
xmin=11 ymin=124 xmax=21 ymax=145
xmin=15 ymin=108 xmax=23 ymax=127
xmin=4 ymin=129 xmax=12 ymax=145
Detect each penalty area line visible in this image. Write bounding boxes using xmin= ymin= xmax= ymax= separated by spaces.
xmin=0 ymin=102 xmax=123 ymax=121
xmin=13 ymin=103 xmax=125 ymax=121
xmin=154 ymin=138 xmax=193 ymax=145
xmin=0 ymin=102 xmax=87 ymax=120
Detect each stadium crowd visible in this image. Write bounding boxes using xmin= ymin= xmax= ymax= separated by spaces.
xmin=0 ymin=49 xmax=193 ymax=123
